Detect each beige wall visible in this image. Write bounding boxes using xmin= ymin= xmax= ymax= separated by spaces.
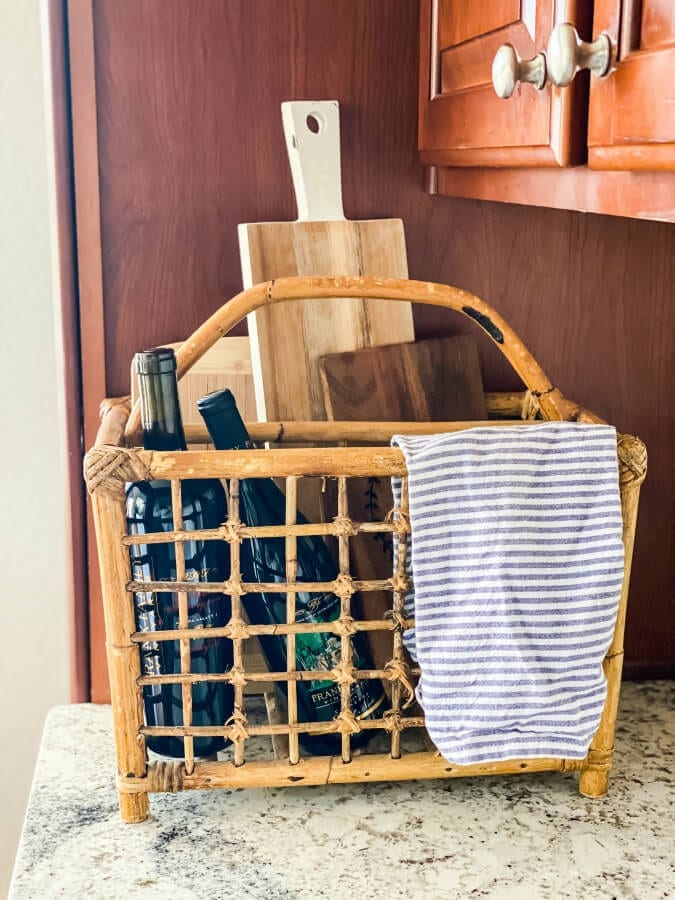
xmin=0 ymin=1 xmax=70 ymax=893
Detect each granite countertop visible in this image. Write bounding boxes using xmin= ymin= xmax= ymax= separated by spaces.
xmin=10 ymin=682 xmax=674 ymax=900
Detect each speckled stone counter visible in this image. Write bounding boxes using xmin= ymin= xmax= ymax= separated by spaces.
xmin=10 ymin=682 xmax=674 ymax=900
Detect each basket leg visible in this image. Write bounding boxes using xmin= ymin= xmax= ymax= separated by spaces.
xmin=578 ymin=654 xmax=621 ymax=799
xmin=579 ymin=749 xmax=612 ymax=798
xmin=89 ymin=487 xmax=152 ymax=824
xmin=579 ymin=436 xmax=647 ymax=801
xmin=119 ymin=791 xmax=150 ymax=823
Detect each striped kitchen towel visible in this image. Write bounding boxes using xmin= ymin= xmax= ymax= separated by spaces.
xmin=391 ymin=422 xmax=624 ymax=765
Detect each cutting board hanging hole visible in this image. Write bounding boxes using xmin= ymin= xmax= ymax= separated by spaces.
xmin=281 ymin=100 xmax=344 ymax=221
xmin=305 ymin=112 xmax=323 ymax=134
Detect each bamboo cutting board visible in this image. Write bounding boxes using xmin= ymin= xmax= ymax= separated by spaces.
xmin=238 ymin=101 xmax=413 ymax=424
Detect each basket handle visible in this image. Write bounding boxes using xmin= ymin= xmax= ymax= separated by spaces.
xmin=125 ymin=276 xmax=584 ymax=436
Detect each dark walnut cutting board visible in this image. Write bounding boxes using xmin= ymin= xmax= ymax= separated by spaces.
xmin=320 ymin=336 xmax=486 ymax=686
xmin=320 ymin=335 xmax=486 ymax=423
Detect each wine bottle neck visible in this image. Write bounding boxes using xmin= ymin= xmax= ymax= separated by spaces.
xmin=138 ymin=370 xmax=187 ymax=451
xmin=198 ymin=390 xmax=252 ymax=451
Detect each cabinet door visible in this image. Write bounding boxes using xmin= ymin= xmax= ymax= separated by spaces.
xmin=419 ymin=1 xmax=590 ymax=167
xmin=588 ymin=1 xmax=675 ymax=169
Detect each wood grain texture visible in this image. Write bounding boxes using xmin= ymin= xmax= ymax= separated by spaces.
xmin=90 ymin=0 xmax=420 ymax=400
xmin=65 ymin=0 xmax=673 ymax=699
xmin=588 ymin=0 xmax=675 ymax=171
xmin=130 ymin=752 xmax=581 ymax=793
xmin=440 ymin=22 xmax=542 ymax=95
xmin=640 ymin=0 xmax=675 ymax=49
xmin=320 ymin=336 xmax=486 ymax=682
xmin=320 ymin=337 xmax=487 ymax=422
xmin=437 ymin=0 xmax=521 ymax=49
xmin=240 ymin=219 xmax=413 ymax=422
xmin=434 ymin=165 xmax=675 ymax=222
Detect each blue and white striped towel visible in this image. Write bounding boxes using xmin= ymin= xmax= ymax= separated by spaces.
xmin=391 ymin=422 xmax=624 ymax=765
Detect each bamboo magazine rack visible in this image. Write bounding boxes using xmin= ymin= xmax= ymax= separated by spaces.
xmin=84 ymin=276 xmax=647 ymax=823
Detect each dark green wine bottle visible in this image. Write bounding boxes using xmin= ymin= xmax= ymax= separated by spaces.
xmin=197 ymin=389 xmax=387 ymax=755
xmin=126 ymin=349 xmax=234 ymax=758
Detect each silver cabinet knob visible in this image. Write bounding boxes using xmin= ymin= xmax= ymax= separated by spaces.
xmin=546 ymin=23 xmax=611 ymax=87
xmin=492 ymin=44 xmax=546 ymax=99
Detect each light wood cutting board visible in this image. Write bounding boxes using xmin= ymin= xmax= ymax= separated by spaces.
xmin=238 ymin=100 xmax=413 ymax=425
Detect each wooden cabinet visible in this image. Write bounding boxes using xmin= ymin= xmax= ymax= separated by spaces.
xmin=588 ymin=0 xmax=675 ymax=169
xmin=419 ymin=0 xmax=588 ymax=166
xmin=419 ymin=0 xmax=675 ymax=220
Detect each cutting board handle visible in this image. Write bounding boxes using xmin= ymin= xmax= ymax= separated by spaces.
xmin=281 ymin=100 xmax=345 ymax=221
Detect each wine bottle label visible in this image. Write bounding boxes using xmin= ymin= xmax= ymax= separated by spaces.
xmin=141 ymin=651 xmax=163 ymax=676
xmin=307 ymin=682 xmax=386 ymax=722
xmin=136 ymin=607 xmax=159 ymax=631
xmin=293 ymin=593 xmax=385 ymax=722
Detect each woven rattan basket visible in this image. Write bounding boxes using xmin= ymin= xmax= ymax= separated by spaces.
xmin=84 ymin=276 xmax=647 ymax=823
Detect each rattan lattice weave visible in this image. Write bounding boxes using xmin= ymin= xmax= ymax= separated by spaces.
xmin=84 ymin=276 xmax=647 ymax=823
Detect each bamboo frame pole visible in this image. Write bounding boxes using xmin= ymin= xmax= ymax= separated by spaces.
xmin=136 ymin=662 xmax=420 ymax=686
xmin=127 ymin=434 xmax=623 ymax=483
xmin=336 ymin=477 xmax=355 ymax=763
xmin=170 ymin=479 xmax=195 ymax=774
xmin=127 ymin=577 xmax=396 ymax=596
xmin=579 ymin=435 xmax=648 ymax=798
xmin=120 ymin=519 xmax=402 ymax=545
xmin=285 ymin=476 xmax=300 ymax=764
xmin=389 ymin=476 xmax=411 ymax=759
xmin=228 ymin=479 xmax=247 ymax=767
xmin=179 ymin=414 xmax=527 ymax=445
xmin=89 ymin=484 xmax=149 ymax=823
xmin=139 ymin=713 xmax=425 ymax=739
xmin=138 ymin=664 xmax=419 ymax=686
xmin=130 ymin=618 xmax=416 ymax=644
xmin=117 ymin=752 xmax=583 ymax=794
xmin=141 ymin=446 xmax=409 ymax=480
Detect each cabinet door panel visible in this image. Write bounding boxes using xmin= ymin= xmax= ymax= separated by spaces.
xmin=419 ymin=0 xmax=589 ymax=167
xmin=640 ymin=0 xmax=675 ymax=50
xmin=589 ymin=0 xmax=675 ymax=169
xmin=437 ymin=0 xmax=522 ymax=48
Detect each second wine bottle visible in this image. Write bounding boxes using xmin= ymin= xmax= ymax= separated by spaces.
xmin=197 ymin=389 xmax=387 ymax=754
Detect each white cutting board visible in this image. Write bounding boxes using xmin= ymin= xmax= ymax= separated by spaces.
xmin=238 ymin=100 xmax=413 ymax=424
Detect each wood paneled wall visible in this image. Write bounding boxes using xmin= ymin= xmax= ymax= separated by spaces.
xmin=413 ymin=201 xmax=674 ymax=679
xmin=70 ymin=0 xmax=673 ymax=698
